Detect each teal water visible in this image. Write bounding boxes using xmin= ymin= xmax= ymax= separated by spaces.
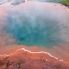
xmin=5 ymin=13 xmax=64 ymax=47
xmin=4 ymin=2 xmax=68 ymax=47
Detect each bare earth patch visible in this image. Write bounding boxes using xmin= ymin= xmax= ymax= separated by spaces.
xmin=0 ymin=47 xmax=69 ymax=69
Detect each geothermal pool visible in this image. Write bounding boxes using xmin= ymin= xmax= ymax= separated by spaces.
xmin=0 ymin=0 xmax=69 ymax=69
xmin=0 ymin=1 xmax=69 ymax=47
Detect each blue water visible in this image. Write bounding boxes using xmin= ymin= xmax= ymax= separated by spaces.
xmin=3 ymin=2 xmax=67 ymax=47
xmin=5 ymin=12 xmax=63 ymax=47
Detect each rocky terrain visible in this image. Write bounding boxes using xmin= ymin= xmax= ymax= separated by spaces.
xmin=0 ymin=48 xmax=69 ymax=69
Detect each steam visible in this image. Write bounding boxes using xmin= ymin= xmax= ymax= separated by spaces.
xmin=0 ymin=0 xmax=65 ymax=5
xmin=4 ymin=1 xmax=69 ymax=46
xmin=0 ymin=0 xmax=69 ymax=46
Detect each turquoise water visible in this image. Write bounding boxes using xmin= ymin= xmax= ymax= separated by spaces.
xmin=5 ymin=12 xmax=63 ymax=47
xmin=3 ymin=2 xmax=68 ymax=47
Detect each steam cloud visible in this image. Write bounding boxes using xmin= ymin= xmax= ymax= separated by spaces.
xmin=0 ymin=0 xmax=69 ymax=47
